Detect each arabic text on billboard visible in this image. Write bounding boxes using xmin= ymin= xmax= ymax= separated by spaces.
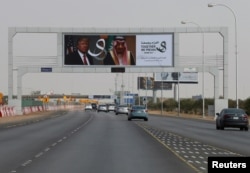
xmin=64 ymin=34 xmax=173 ymax=67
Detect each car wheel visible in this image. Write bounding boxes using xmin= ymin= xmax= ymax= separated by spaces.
xmin=245 ymin=127 xmax=249 ymax=131
xmin=216 ymin=124 xmax=220 ymax=130
xmin=144 ymin=118 xmax=148 ymax=121
xmin=221 ymin=126 xmax=224 ymax=130
xmin=128 ymin=118 xmax=131 ymax=121
xmin=240 ymin=127 xmax=244 ymax=131
xmin=220 ymin=122 xmax=224 ymax=130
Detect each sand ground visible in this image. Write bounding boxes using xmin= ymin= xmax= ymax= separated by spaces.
xmin=0 ymin=111 xmax=59 ymax=125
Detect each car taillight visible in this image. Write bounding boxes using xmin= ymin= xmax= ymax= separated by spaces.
xmin=243 ymin=115 xmax=248 ymax=121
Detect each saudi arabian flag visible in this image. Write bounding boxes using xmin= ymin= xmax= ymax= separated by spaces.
xmin=105 ymin=35 xmax=115 ymax=51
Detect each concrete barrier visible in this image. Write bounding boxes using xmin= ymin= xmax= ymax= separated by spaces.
xmin=0 ymin=104 xmax=80 ymax=117
xmin=0 ymin=105 xmax=15 ymax=117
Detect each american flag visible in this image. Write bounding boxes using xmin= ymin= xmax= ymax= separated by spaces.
xmin=66 ymin=36 xmax=75 ymax=55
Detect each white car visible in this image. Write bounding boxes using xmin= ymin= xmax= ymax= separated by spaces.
xmin=107 ymin=104 xmax=116 ymax=112
xmin=85 ymin=104 xmax=92 ymax=111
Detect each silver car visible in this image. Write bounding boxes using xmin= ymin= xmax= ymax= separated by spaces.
xmin=97 ymin=104 xmax=108 ymax=113
xmin=115 ymin=105 xmax=129 ymax=115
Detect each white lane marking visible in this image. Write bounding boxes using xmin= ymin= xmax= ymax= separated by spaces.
xmin=44 ymin=147 xmax=50 ymax=152
xmin=11 ymin=114 xmax=94 ymax=172
xmin=22 ymin=160 xmax=32 ymax=166
xmin=200 ymin=167 xmax=206 ymax=170
xmin=35 ymin=152 xmax=44 ymax=158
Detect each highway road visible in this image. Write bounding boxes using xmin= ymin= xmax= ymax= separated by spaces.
xmin=0 ymin=110 xmax=249 ymax=173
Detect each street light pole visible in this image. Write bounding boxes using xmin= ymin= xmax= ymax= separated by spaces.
xmin=181 ymin=20 xmax=205 ymax=118
xmin=208 ymin=3 xmax=238 ymax=108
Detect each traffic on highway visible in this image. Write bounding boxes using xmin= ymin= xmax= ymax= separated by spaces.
xmin=0 ymin=109 xmax=249 ymax=173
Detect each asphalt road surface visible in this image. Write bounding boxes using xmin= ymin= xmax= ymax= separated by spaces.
xmin=0 ymin=110 xmax=249 ymax=173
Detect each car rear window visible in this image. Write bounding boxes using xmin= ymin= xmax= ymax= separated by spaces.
xmin=225 ymin=109 xmax=245 ymax=114
xmin=132 ymin=106 xmax=145 ymax=110
xmin=119 ymin=105 xmax=128 ymax=108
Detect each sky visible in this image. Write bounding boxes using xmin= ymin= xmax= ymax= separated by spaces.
xmin=0 ymin=0 xmax=250 ymax=100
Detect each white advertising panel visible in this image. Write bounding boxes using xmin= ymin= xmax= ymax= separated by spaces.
xmin=154 ymin=72 xmax=198 ymax=83
xmin=136 ymin=34 xmax=173 ymax=66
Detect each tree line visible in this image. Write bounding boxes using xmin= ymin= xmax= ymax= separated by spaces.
xmin=146 ymin=98 xmax=250 ymax=115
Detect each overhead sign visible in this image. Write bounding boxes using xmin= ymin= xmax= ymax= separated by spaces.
xmin=154 ymin=72 xmax=198 ymax=83
xmin=41 ymin=67 xmax=52 ymax=72
xmin=111 ymin=67 xmax=125 ymax=73
xmin=124 ymin=94 xmax=136 ymax=105
xmin=137 ymin=77 xmax=172 ymax=90
xmin=64 ymin=34 xmax=173 ymax=67
xmin=184 ymin=67 xmax=197 ymax=72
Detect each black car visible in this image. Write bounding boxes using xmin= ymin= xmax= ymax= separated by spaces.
xmin=216 ymin=108 xmax=249 ymax=131
xmin=91 ymin=103 xmax=97 ymax=110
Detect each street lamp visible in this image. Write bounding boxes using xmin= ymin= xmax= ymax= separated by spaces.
xmin=208 ymin=3 xmax=238 ymax=108
xmin=181 ymin=20 xmax=205 ymax=118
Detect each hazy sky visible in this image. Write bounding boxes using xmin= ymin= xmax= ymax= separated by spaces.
xmin=0 ymin=0 xmax=249 ymax=100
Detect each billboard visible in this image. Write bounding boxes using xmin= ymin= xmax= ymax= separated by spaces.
xmin=153 ymin=82 xmax=172 ymax=90
xmin=64 ymin=34 xmax=173 ymax=66
xmin=137 ymin=77 xmax=172 ymax=90
xmin=154 ymin=72 xmax=198 ymax=83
